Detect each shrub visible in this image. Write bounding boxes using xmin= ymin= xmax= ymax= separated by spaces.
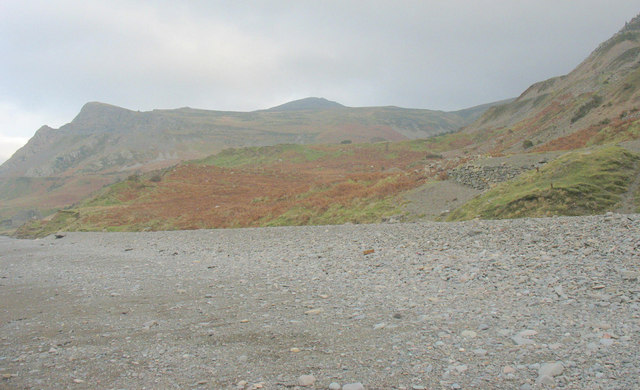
xmin=522 ymin=140 xmax=534 ymax=149
xmin=149 ymin=174 xmax=162 ymax=183
xmin=571 ymin=95 xmax=603 ymax=124
xmin=340 ymin=140 xmax=352 ymax=144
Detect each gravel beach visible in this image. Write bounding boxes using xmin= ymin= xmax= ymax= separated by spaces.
xmin=1 ymin=214 xmax=639 ymax=389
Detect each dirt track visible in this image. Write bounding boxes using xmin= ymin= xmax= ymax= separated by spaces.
xmin=1 ymin=214 xmax=639 ymax=389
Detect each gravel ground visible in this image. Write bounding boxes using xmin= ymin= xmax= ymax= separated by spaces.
xmin=402 ymin=180 xmax=480 ymax=220
xmin=1 ymin=214 xmax=639 ymax=389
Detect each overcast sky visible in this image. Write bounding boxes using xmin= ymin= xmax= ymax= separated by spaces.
xmin=1 ymin=1 xmax=640 ymax=163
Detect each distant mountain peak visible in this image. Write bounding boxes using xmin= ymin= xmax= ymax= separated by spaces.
xmin=71 ymin=102 xmax=134 ymax=129
xmin=266 ymin=97 xmax=345 ymax=111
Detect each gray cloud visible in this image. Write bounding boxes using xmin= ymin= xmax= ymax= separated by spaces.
xmin=1 ymin=0 xmax=640 ymax=160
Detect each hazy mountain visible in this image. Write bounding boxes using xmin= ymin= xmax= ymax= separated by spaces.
xmin=0 ymin=98 xmax=502 ymax=227
xmin=0 ymin=99 xmax=496 ymax=179
xmin=265 ymin=97 xmax=346 ymax=111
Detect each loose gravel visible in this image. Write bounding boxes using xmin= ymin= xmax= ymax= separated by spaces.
xmin=1 ymin=213 xmax=639 ymax=389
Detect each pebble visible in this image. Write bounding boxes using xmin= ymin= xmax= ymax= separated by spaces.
xmin=537 ymin=361 xmax=564 ymax=384
xmin=461 ymin=330 xmax=477 ymax=338
xmin=342 ymin=383 xmax=365 ymax=390
xmin=298 ymin=375 xmax=316 ymax=387
xmin=511 ymin=329 xmax=537 ymax=345
xmin=328 ymin=383 xmax=341 ymax=390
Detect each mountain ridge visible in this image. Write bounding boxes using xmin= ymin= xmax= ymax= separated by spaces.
xmin=462 ymin=13 xmax=640 ymax=154
xmin=264 ymin=97 xmax=346 ymax=111
xmin=0 ymin=97 xmax=504 ymax=227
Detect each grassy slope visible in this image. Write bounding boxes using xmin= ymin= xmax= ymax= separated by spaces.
xmin=459 ymin=23 xmax=640 ymax=156
xmin=15 ymin=141 xmax=460 ymax=237
xmin=446 ymin=146 xmax=639 ymax=221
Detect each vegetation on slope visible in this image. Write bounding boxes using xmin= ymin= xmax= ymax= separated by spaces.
xmin=446 ymin=146 xmax=639 ymax=221
xmin=15 ymin=141 xmax=461 ymax=238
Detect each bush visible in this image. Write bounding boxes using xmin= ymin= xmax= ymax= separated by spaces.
xmin=522 ymin=140 xmax=534 ymax=149
xmin=340 ymin=140 xmax=352 ymax=144
xmin=571 ymin=95 xmax=603 ymax=124
xmin=149 ymin=174 xmax=162 ymax=183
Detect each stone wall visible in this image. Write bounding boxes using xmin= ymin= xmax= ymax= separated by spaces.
xmin=447 ymin=165 xmax=535 ymax=191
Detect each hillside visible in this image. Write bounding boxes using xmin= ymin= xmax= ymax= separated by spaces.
xmin=15 ymin=140 xmax=466 ymax=237
xmin=0 ymin=99 xmax=490 ymax=179
xmin=460 ymin=14 xmax=640 ymax=154
xmin=0 ymin=98 xmax=500 ymax=228
xmin=9 ymin=14 xmax=640 ymax=235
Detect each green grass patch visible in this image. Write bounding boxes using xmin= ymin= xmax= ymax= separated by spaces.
xmin=447 ymin=146 xmax=639 ymax=221
xmin=198 ymin=144 xmax=332 ymax=167
xmin=264 ymin=196 xmax=404 ymax=227
xmin=13 ymin=210 xmax=81 ymax=238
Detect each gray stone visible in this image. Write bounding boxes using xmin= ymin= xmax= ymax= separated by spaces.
xmin=461 ymin=330 xmax=477 ymax=338
xmin=342 ymin=383 xmax=365 ymax=390
xmin=538 ymin=361 xmax=564 ymax=379
xmin=298 ymin=374 xmax=316 ymax=387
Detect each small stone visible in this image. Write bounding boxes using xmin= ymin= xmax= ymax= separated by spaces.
xmin=240 ymin=319 xmax=250 ymax=323
xmin=363 ymin=249 xmax=375 ymax=255
xmin=473 ymin=348 xmax=487 ymax=356
xmin=329 ymin=383 xmax=341 ymax=390
xmin=454 ymin=364 xmax=468 ymax=373
xmin=537 ymin=375 xmax=555 ymax=386
xmin=305 ymin=308 xmax=324 ymax=315
xmin=600 ymin=338 xmax=614 ymax=346
xmin=290 ymin=347 xmax=301 ymax=353
xmin=236 ymin=380 xmax=248 ymax=388
xmin=451 ymin=384 xmax=461 ymax=390
xmin=72 ymin=378 xmax=85 ymax=383
xmin=373 ymin=322 xmax=386 ymax=329
xmin=512 ymin=329 xmax=537 ymax=345
xmin=342 ymin=383 xmax=365 ymax=390
xmin=503 ymin=365 xmax=516 ymax=374
xmin=461 ymin=330 xmax=477 ymax=338
xmin=142 ymin=320 xmax=158 ymax=329
xmin=538 ymin=361 xmax=564 ymax=378
xmin=412 ymin=386 xmax=426 ymax=390
xmin=298 ymin=375 xmax=316 ymax=387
